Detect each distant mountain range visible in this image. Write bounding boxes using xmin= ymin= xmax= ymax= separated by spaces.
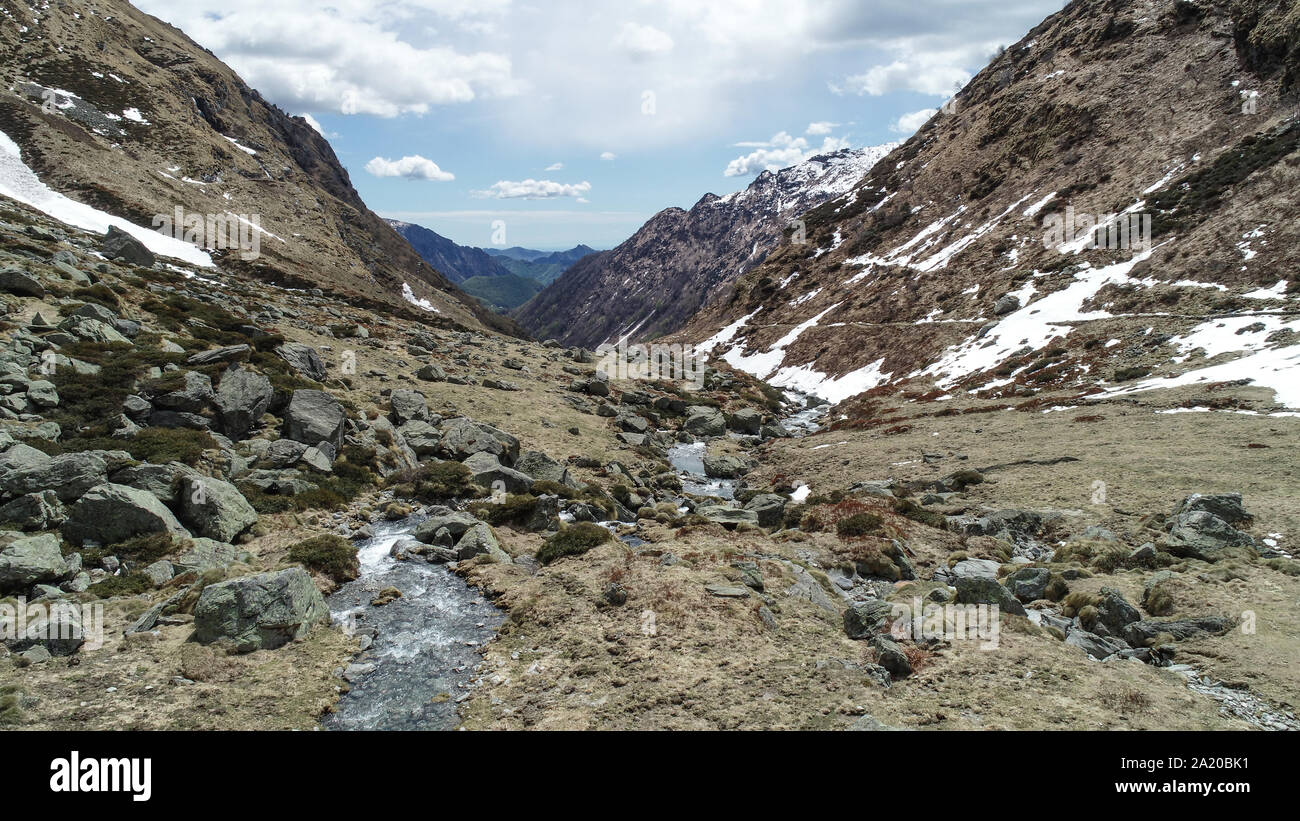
xmin=513 ymin=144 xmax=898 ymax=348
xmin=387 ymin=220 xmax=597 ymax=310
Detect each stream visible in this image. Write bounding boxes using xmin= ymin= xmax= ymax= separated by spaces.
xmin=323 ymin=514 xmax=503 ymax=731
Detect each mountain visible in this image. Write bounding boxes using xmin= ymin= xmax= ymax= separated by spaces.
xmin=512 ymin=145 xmax=898 ymax=348
xmin=676 ymin=0 xmax=1300 ymax=410
xmin=0 ymin=0 xmax=518 ymax=336
xmin=458 ymin=273 xmax=544 ymax=312
xmin=386 ymin=220 xmax=515 ymax=283
xmin=486 ymin=245 xmax=598 ymax=285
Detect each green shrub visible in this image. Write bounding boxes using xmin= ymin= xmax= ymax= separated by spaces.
xmin=836 ymin=512 xmax=883 ymax=538
xmin=287 ymin=534 xmax=359 ymax=584
xmin=536 ymin=522 xmax=612 ymax=565
xmin=87 ymin=572 xmax=154 ymax=599
xmin=469 ymin=494 xmax=540 ymax=527
xmin=530 ymin=480 xmax=577 ymax=499
xmin=391 ymin=461 xmax=477 ymax=502
xmin=0 ymin=684 xmax=22 ymax=725
xmin=893 ymin=498 xmax=946 ymax=529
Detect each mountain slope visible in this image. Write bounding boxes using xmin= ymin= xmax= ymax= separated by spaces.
xmin=678 ymin=0 xmax=1300 ymax=411
xmin=0 ymin=0 xmax=518 ymax=336
xmin=386 ymin=219 xmax=515 ymax=283
xmin=513 ymin=145 xmax=897 ymax=348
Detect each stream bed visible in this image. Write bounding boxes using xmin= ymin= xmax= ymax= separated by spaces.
xmin=323 ymin=515 xmax=503 ymax=731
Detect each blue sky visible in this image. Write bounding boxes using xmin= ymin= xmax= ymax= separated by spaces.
xmin=135 ymin=0 xmax=1065 ymax=250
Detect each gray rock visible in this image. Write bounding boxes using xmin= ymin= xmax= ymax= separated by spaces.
xmin=702 ymin=450 xmax=757 ymax=479
xmin=100 ymin=225 xmax=155 ymax=267
xmin=454 ymin=522 xmax=510 ymax=562
xmin=0 ymin=490 xmax=66 ymax=530
xmin=0 ymin=533 xmax=68 ymax=591
xmin=462 ymin=451 xmax=534 ymax=494
xmin=950 ymin=558 xmax=1001 ymax=580
xmin=61 ymin=483 xmax=190 ymax=546
xmin=193 ymin=567 xmax=329 ymax=652
xmin=1065 ymin=629 xmax=1129 ymax=660
xmin=725 ymin=407 xmax=762 ymax=435
xmin=684 ymin=406 xmax=726 ymax=437
xmin=515 ymin=450 xmax=576 ymax=487
xmin=953 ymin=575 xmax=1027 ymax=617
xmin=1004 ymin=566 xmax=1050 ymax=602
xmin=215 ymin=367 xmax=272 ymax=439
xmin=696 ymin=505 xmax=760 ymax=528
xmin=412 ymin=509 xmax=481 ymax=543
xmin=389 ymin=389 xmax=429 ymax=425
xmin=151 ymin=371 xmax=215 ymax=413
xmin=994 ymin=294 xmax=1021 ymax=315
xmin=1091 ymin=587 xmax=1142 ymax=638
xmin=178 ymin=475 xmax=258 ymax=542
xmin=416 ymin=363 xmax=447 ymax=382
xmin=187 ymin=345 xmax=250 ymax=366
xmin=173 ymin=538 xmax=240 ymax=574
xmin=109 ymin=462 xmax=199 ymax=505
xmin=1172 ymin=492 xmax=1251 ymax=525
xmin=283 ymin=390 xmax=346 ymax=447
xmin=744 ymin=493 xmax=788 ymax=528
xmin=0 ymin=267 xmax=45 ymax=297
xmin=397 ymin=420 xmax=441 ymax=457
xmin=872 ymin=635 xmax=912 ymax=678
xmin=143 ymin=560 xmax=175 ymax=586
xmin=1123 ymin=617 xmax=1235 ymax=646
xmin=1166 ymin=510 xmax=1256 ymax=560
xmin=844 ymin=599 xmax=895 ymax=639
xmin=438 ymin=417 xmax=520 ymax=465
xmin=275 ymin=343 xmax=327 ymax=382
xmin=1 ymin=451 xmax=109 ymax=502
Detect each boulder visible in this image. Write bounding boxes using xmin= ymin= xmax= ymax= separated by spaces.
xmin=0 ymin=533 xmax=68 ymax=591
xmin=744 ymin=494 xmax=788 ymax=528
xmin=151 ymin=371 xmax=215 ymax=413
xmin=702 ymin=449 xmax=757 ymax=479
xmin=438 ymin=417 xmax=520 ymax=465
xmin=275 ymin=343 xmax=328 ymax=382
xmin=1172 ymin=493 xmax=1251 ymax=525
xmin=1091 ymin=587 xmax=1142 ymax=638
xmin=844 ymin=599 xmax=895 ymax=640
xmin=462 ymin=452 xmax=534 ymax=494
xmin=684 ymin=406 xmax=726 ymax=437
xmin=173 ymin=538 xmax=240 ymax=574
xmin=215 ymin=368 xmax=272 ymax=439
xmin=397 ymin=420 xmax=441 ymax=457
xmin=0 ymin=267 xmax=45 ymax=298
xmin=1 ymin=451 xmax=109 ymax=503
xmin=1065 ymin=629 xmax=1128 ymax=661
xmin=515 ymin=450 xmax=577 ymax=487
xmin=178 ymin=476 xmax=258 ymax=543
xmin=725 ymin=407 xmax=762 ymax=435
xmin=416 ymin=363 xmax=447 ymax=382
xmin=283 ymin=390 xmax=345 ymax=447
xmin=953 ymin=575 xmax=1027 ymax=617
xmin=1004 ymin=566 xmax=1050 ymax=602
xmin=454 ymin=522 xmax=510 ymax=562
xmin=193 ymin=568 xmax=329 ymax=652
xmin=1166 ymin=510 xmax=1255 ymax=560
xmin=389 ymin=389 xmax=428 ymax=425
xmin=187 ymin=345 xmax=251 ymax=366
xmin=696 ymin=505 xmax=759 ymax=529
xmin=412 ymin=509 xmax=480 ymax=543
xmin=108 ymin=462 xmax=200 ymax=505
xmin=0 ymin=490 xmax=66 ymax=530
xmin=100 ymin=225 xmax=155 ymax=267
xmin=1123 ymin=617 xmax=1235 ymax=646
xmin=950 ymin=558 xmax=1001 ymax=580
xmin=60 ymin=483 xmax=189 ymax=546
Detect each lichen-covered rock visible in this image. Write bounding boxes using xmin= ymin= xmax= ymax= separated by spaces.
xmin=193 ymin=567 xmax=329 ymax=652
xmin=60 ymin=483 xmax=190 ymax=546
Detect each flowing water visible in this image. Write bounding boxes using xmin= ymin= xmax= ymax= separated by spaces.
xmin=323 ymin=514 xmax=503 ymax=731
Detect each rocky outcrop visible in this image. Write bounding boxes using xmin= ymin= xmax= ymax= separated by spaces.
xmin=193 ymin=568 xmax=329 ymax=653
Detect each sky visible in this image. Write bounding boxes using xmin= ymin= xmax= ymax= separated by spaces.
xmin=133 ymin=0 xmax=1066 ymax=251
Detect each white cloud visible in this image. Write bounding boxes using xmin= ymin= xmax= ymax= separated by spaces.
xmin=892 ymin=108 xmax=937 ymax=134
xmin=364 ymin=155 xmax=456 ymax=181
xmin=724 ymin=132 xmax=851 ymax=177
xmin=471 ymin=179 xmax=593 ymax=199
xmin=600 ymin=151 xmax=617 ymax=161
xmin=133 ymin=0 xmax=519 ymax=118
xmin=614 ymin=23 xmax=674 ymax=58
xmin=834 ymin=59 xmax=971 ymax=97
xmin=545 ymin=162 xmax=565 ymax=171
xmin=806 ymin=121 xmax=838 ymax=136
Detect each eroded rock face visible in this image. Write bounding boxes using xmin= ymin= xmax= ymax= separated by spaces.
xmin=193 ymin=568 xmax=329 ymax=653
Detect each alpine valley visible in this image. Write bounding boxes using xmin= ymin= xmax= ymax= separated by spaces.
xmin=0 ymin=0 xmax=1297 ymax=737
